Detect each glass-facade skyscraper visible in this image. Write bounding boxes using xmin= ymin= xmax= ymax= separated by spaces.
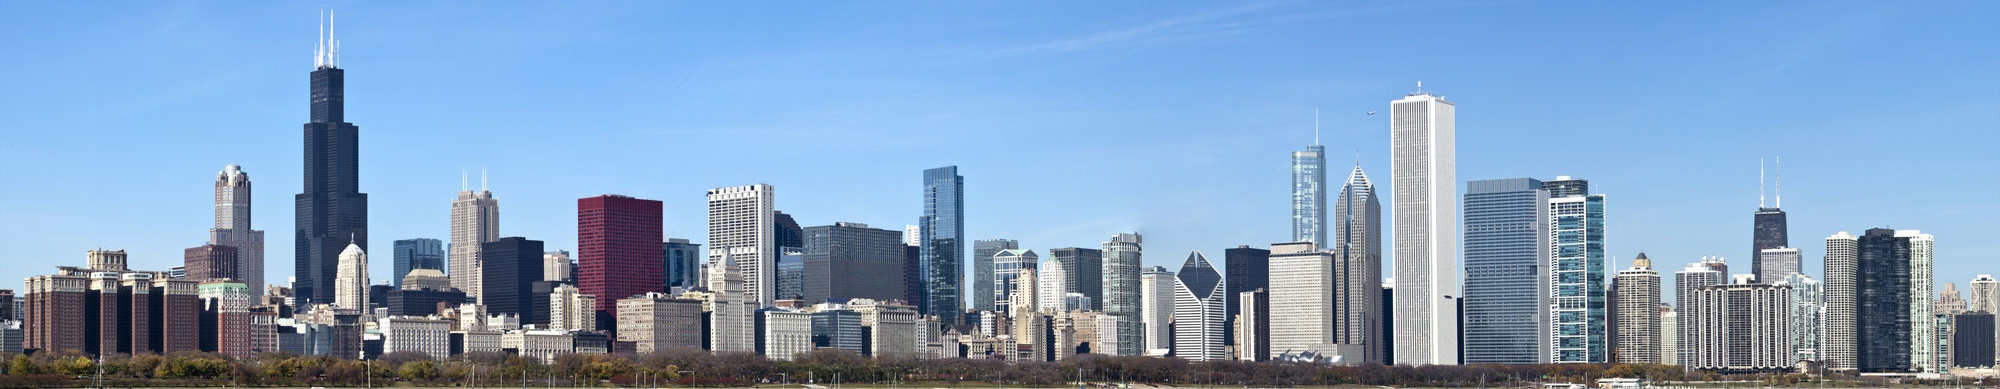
xmin=1293 ymin=145 xmax=1326 ymax=245
xmin=1102 ymin=233 xmax=1143 ymax=356
xmin=1334 ymin=164 xmax=1383 ymax=362
xmin=972 ymin=239 xmax=1018 ymax=314
xmin=920 ymin=166 xmax=965 ymax=324
xmin=1752 ymin=159 xmax=1789 ymax=283
xmin=392 ymin=238 xmax=444 ymax=288
xmin=296 ymin=20 xmax=369 ymax=306
xmin=1462 ymin=178 xmax=1547 ymax=364
xmin=1545 ymin=176 xmax=1606 ymax=363
xmin=663 ymin=238 xmax=701 ymax=291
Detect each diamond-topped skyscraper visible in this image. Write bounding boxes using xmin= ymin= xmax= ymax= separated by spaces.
xmin=295 ymin=13 xmax=369 ymax=306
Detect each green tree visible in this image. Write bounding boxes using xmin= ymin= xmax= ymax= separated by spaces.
xmin=401 ymin=360 xmax=441 ymax=381
xmin=9 ymin=354 xmax=33 ymax=375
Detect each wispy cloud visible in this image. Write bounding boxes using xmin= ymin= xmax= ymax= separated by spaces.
xmin=998 ymin=1 xmax=1294 ymax=55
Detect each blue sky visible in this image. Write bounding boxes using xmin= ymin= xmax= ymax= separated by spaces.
xmin=2 ymin=1 xmax=1996 ymax=304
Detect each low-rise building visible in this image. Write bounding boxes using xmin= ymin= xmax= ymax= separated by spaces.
xmin=379 ymin=316 xmax=451 ymax=359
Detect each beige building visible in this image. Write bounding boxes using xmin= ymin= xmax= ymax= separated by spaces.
xmin=756 ymin=307 xmax=812 ymax=361
xmin=334 ymin=241 xmax=369 ymax=310
xmin=1268 ymin=242 xmax=1334 ymax=357
xmin=1612 ymin=253 xmax=1661 ymax=364
xmin=616 ymin=292 xmax=702 ymax=354
xmin=502 ymin=329 xmax=571 ymax=363
xmin=851 ymin=298 xmax=920 ymax=357
xmin=548 ymin=283 xmax=594 ymax=331
xmin=450 ymin=180 xmax=500 ymax=303
xmin=379 ymin=316 xmax=450 ymax=359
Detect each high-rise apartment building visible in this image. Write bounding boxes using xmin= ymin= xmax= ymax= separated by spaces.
xmin=1461 ymin=178 xmax=1548 ymax=364
xmin=1333 ymin=163 xmax=1383 ymax=363
xmin=1751 ymin=159 xmax=1789 ymax=283
xmin=919 ymin=166 xmax=965 ymax=323
xmin=1173 ymin=251 xmax=1226 ymax=361
xmin=208 ymin=164 xmax=264 ymax=294
xmin=1757 ymin=247 xmax=1802 ymax=284
xmin=197 ymin=281 xmax=252 ymax=359
xmin=1824 ymin=231 xmax=1859 ymax=370
xmin=1902 ymin=230 xmax=1938 ymax=373
xmin=481 ymin=237 xmax=544 ymax=324
xmin=184 ymin=244 xmax=242 ymax=283
xmin=1612 ymin=253 xmax=1660 ymax=364
xmin=663 ymin=239 xmax=701 ymax=291
xmin=334 ymin=240 xmax=369 ymax=310
xmin=1686 ymin=279 xmax=1794 ymax=373
xmin=580 ymin=194 xmax=665 ymax=331
xmin=296 ymin=19 xmax=368 ymax=306
xmin=1390 ymin=87 xmax=1458 ymax=365
xmin=1293 ymin=144 xmax=1326 ymax=245
xmin=707 ymin=185 xmax=775 ymax=307
xmin=1829 ymin=228 xmax=1932 ymax=372
xmin=973 ymin=239 xmax=1018 ymax=314
xmin=1102 ymin=233 xmax=1143 ymax=356
xmin=801 ymin=222 xmax=907 ymax=303
xmin=1775 ymin=273 xmax=1821 ymax=365
xmin=25 ymin=250 xmax=201 ymax=356
xmin=1545 ymin=176 xmax=1606 ymax=363
xmin=1660 ymin=304 xmax=1677 ymax=364
xmin=1223 ymin=245 xmax=1268 ymax=352
xmin=1675 ymin=256 xmax=1728 ymax=366
xmin=392 ymin=238 xmax=443 ymax=288
xmin=548 ymin=283 xmax=595 ymax=331
xmin=450 ymin=179 xmax=500 ymax=303
xmin=1954 ymin=313 xmax=1995 ymax=368
xmin=1140 ymin=266 xmax=1175 ymax=356
xmin=1267 ymin=242 xmax=1334 ymax=357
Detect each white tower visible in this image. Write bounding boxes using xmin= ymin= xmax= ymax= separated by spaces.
xmin=1390 ymin=85 xmax=1459 ymax=365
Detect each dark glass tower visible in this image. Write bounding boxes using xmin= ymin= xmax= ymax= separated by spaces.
xmin=919 ymin=166 xmax=964 ymax=324
xmin=295 ymin=23 xmax=368 ymax=306
xmin=1751 ymin=208 xmax=1788 ymax=281
xmin=1223 ymin=245 xmax=1269 ymax=348
xmin=1856 ymin=228 xmax=1912 ymax=372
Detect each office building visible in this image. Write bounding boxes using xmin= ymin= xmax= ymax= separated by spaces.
xmin=1757 ymin=247 xmax=1802 ymax=284
xmin=1612 ymin=253 xmax=1660 ymax=364
xmin=1686 ymin=278 xmax=1794 ymax=373
xmin=1953 ymin=313 xmax=1994 ymax=368
xmin=1543 ymin=176 xmax=1606 ymax=363
xmin=994 ymin=249 xmax=1038 ymax=311
xmin=1102 ymin=233 xmax=1143 ymax=356
xmin=1267 ymin=242 xmax=1334 ymax=357
xmin=919 ymin=166 xmax=965 ymax=323
xmin=1660 ymin=304 xmax=1677 ymax=365
xmin=1237 ymin=288 xmax=1270 ymax=361
xmin=704 ymin=253 xmax=755 ymax=353
xmin=1774 ymin=273 xmax=1821 ymax=365
xmin=973 ymin=239 xmax=1018 ymax=316
xmin=1381 ymin=279 xmax=1395 ymax=363
xmin=1038 ymin=254 xmax=1069 ymax=313
xmin=777 ymin=249 xmax=803 ymax=300
xmin=0 ymin=290 xmax=12 ymax=322
xmin=543 ymin=250 xmax=571 ymax=283
xmin=663 ymin=239 xmax=701 ymax=291
xmin=1461 ymin=177 xmax=1547 ymax=364
xmin=392 ymin=239 xmax=444 ymax=288
xmin=812 ymin=307 xmax=865 ymax=354
xmin=1140 ymin=266 xmax=1175 ymax=356
xmin=1051 ymin=247 xmax=1104 ymax=309
xmin=198 ymin=281 xmax=252 ymax=358
xmin=1332 ymin=163 xmax=1384 ymax=363
xmin=450 ymin=176 xmax=501 ymax=303
xmin=296 ymin=23 xmax=369 ymax=306
xmin=1174 ymin=251 xmax=1226 ymax=361
xmin=207 ymin=164 xmax=264 ymax=294
xmin=617 ymin=292 xmax=703 ymax=353
xmin=478 ymin=237 xmax=543 ymax=325
xmin=378 ymin=316 xmax=450 ymax=359
xmin=802 ymin=222 xmax=907 ymax=303
xmin=1674 ymin=256 xmax=1728 ymax=366
xmin=1751 ymin=160 xmax=1789 ymax=283
xmin=1294 ymin=143 xmax=1327 ymax=246
xmin=580 ymin=194 xmax=665 ymax=330
xmin=756 ymin=307 xmax=813 ymax=360
xmin=25 ymin=250 xmax=201 ymax=356
xmin=549 ymin=283 xmax=594 ymax=331
xmin=1224 ymin=245 xmax=1268 ymax=352
xmin=774 ymin=210 xmax=802 ymax=250
xmin=500 ymin=329 xmax=573 ymax=363
xmin=334 ymin=240 xmax=369 ymax=310
xmin=386 ymin=269 xmax=464 ymax=316
xmin=183 ymin=244 xmax=241 ymax=283
xmin=1390 ymin=87 xmax=1459 ymax=365
xmin=707 ymin=185 xmax=775 ymax=307
xmin=851 ymin=298 xmax=921 ymax=357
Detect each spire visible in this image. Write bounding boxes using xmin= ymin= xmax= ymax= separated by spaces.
xmin=481 ymin=166 xmax=488 ymax=192
xmin=461 ymin=170 xmax=468 ymax=192
xmin=1775 ymin=156 xmax=1781 ymax=208
xmin=1759 ymin=158 xmax=1766 ymax=208
xmin=314 ymin=10 xmax=340 ymax=70
xmin=1313 ymin=107 xmax=1320 ymax=146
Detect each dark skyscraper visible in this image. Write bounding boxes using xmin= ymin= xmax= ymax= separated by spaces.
xmin=1461 ymin=178 xmax=1547 ymax=364
xmin=1223 ymin=245 xmax=1269 ymax=348
xmin=295 ymin=17 xmax=368 ymax=306
xmin=579 ymin=195 xmax=665 ymax=331
xmin=802 ymin=223 xmax=907 ymax=303
xmin=662 ymin=238 xmax=701 ymax=291
xmin=481 ymin=237 xmax=544 ymax=325
xmin=919 ymin=166 xmax=964 ymax=324
xmin=1751 ymin=163 xmax=1788 ymax=283
xmin=1051 ymin=247 xmax=1104 ymax=308
xmin=392 ymin=238 xmax=444 ymax=288
xmin=971 ymin=239 xmax=1019 ymax=316
xmin=1856 ymin=228 xmax=1913 ymax=372
xmin=775 ymin=211 xmax=804 ymax=250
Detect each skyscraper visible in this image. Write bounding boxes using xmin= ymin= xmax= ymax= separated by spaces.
xmin=450 ymin=176 xmax=500 ymax=303
xmin=391 ymin=238 xmax=443 ymax=288
xmin=1775 ymin=273 xmax=1822 ymax=365
xmin=1902 ymin=230 xmax=1937 ymax=373
xmin=1686 ymin=278 xmax=1794 ymax=373
xmin=1140 ymin=266 xmax=1175 ymax=356
xmin=1333 ymin=163 xmax=1384 ymax=363
xmin=1757 ymin=247 xmax=1803 ymax=283
xmin=1223 ymin=245 xmax=1268 ymax=352
xmin=1102 ymin=233 xmax=1143 ymax=356
xmin=543 ymin=250 xmax=571 ymax=283
xmin=1173 ymin=251 xmax=1226 ymax=361
xmin=296 ymin=15 xmax=369 ymax=306
xmin=1752 ymin=159 xmax=1789 ymax=283
xmin=994 ymin=249 xmax=1038 ymax=310
xmin=334 ymin=239 xmax=368 ymax=310
xmin=1545 ymin=176 xmax=1606 ymax=363
xmin=801 ymin=222 xmax=907 ymax=303
xmin=920 ymin=166 xmax=965 ymax=324
xmin=183 ymin=245 xmax=241 ymax=283
xmin=481 ymin=237 xmax=544 ymax=324
xmin=1612 ymin=253 xmax=1660 ymax=364
xmin=1834 ymin=228 xmax=1926 ymax=372
xmin=1267 ymin=242 xmax=1334 ymax=356
xmin=973 ymin=239 xmax=1019 ymax=314
xmin=708 ymin=185 xmax=775 ymax=307
xmin=662 ymin=238 xmax=701 ymax=291
xmin=1461 ymin=178 xmax=1548 ymax=364
xmin=1038 ymin=254 xmax=1069 ymax=313
xmin=1824 ymin=231 xmax=1859 ymax=370
xmin=1391 ymin=87 xmax=1458 ymax=365
xmin=208 ymin=164 xmax=264 ymax=294
xmin=579 ymin=194 xmax=665 ymax=330
xmin=1675 ymin=256 xmax=1728 ymax=366
xmin=1051 ymin=247 xmax=1104 ymax=310
xmin=1293 ymin=144 xmax=1326 ymax=245
xmin=704 ymin=253 xmax=755 ymax=353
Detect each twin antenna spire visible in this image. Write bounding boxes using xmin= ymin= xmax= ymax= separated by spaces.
xmin=1760 ymin=157 xmax=1782 ymax=208
xmin=462 ymin=168 xmax=490 ymax=192
xmin=314 ymin=10 xmax=340 ymax=69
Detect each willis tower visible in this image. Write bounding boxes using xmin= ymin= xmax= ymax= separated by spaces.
xmin=296 ymin=12 xmax=368 ymax=306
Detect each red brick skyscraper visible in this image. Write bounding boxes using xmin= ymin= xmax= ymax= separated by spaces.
xmin=578 ymin=195 xmax=664 ymax=332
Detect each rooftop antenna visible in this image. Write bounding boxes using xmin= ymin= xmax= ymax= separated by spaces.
xmin=1775 ymin=156 xmax=1781 ymax=208
xmin=461 ymin=170 xmax=468 ymax=191
xmin=481 ymin=166 xmax=488 ymax=192
xmin=315 ymin=10 xmax=325 ymax=68
xmin=1313 ymin=107 xmax=1320 ymax=145
xmin=1760 ymin=158 xmax=1766 ymax=208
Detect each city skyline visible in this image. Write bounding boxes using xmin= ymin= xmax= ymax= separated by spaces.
xmin=2 ymin=2 xmax=1997 ymax=305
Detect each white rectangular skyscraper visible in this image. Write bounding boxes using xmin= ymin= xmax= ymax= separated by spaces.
xmin=707 ymin=184 xmax=776 ymax=307
xmin=1390 ymin=86 xmax=1458 ymax=365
